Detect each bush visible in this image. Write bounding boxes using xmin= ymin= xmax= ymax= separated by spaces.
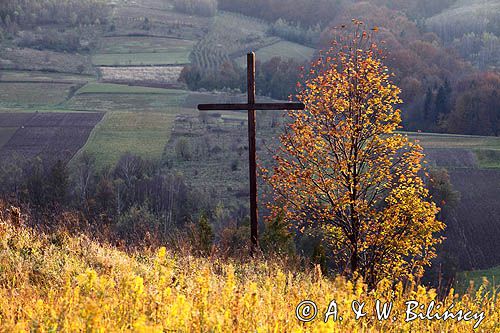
xmin=17 ymin=29 xmax=87 ymax=53
xmin=175 ymin=138 xmax=193 ymax=161
xmin=116 ymin=205 xmax=162 ymax=244
xmin=189 ymin=214 xmax=214 ymax=254
xmin=261 ymin=210 xmax=295 ymax=256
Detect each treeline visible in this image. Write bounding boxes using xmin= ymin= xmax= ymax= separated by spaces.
xmin=0 ymin=0 xmax=109 ymax=31
xmin=218 ymin=0 xmax=343 ymax=27
xmin=219 ymin=0 xmax=458 ymax=27
xmin=180 ymin=61 xmax=245 ymax=92
xmin=443 ymin=73 xmax=500 ymax=136
xmin=180 ymin=57 xmax=305 ymax=100
xmin=172 ymin=0 xmax=218 ymax=17
xmin=0 ymin=153 xmax=299 ymax=256
xmin=316 ymin=3 xmax=499 ymax=136
xmin=0 ymin=155 xmax=461 ymax=289
xmin=0 ymin=153 xmax=215 ymax=246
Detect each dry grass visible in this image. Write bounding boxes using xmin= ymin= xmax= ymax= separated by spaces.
xmin=0 ymin=205 xmax=498 ymax=332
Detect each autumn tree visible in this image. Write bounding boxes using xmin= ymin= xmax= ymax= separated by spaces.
xmin=265 ymin=23 xmax=444 ymax=288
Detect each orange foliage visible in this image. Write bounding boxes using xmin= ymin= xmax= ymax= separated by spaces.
xmin=265 ymin=24 xmax=444 ymax=289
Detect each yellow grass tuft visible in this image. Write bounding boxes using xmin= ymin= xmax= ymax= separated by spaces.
xmin=0 ymin=208 xmax=498 ymax=332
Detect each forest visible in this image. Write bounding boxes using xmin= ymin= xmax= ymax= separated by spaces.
xmin=140 ymin=0 xmax=500 ymax=135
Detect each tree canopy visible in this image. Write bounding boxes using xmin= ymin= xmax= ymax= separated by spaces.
xmin=265 ymin=24 xmax=444 ymax=288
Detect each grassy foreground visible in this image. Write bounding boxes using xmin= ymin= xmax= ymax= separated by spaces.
xmin=0 ymin=207 xmax=498 ymax=332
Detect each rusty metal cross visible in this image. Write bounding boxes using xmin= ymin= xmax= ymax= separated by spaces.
xmin=198 ymin=52 xmax=305 ymax=251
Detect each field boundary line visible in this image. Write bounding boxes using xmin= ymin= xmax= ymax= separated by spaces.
xmin=69 ymin=111 xmax=107 ymax=166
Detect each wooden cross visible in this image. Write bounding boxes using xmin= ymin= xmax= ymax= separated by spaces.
xmin=198 ymin=52 xmax=305 ymax=251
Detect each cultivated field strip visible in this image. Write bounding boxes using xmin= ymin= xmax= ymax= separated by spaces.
xmin=0 ymin=113 xmax=36 ymax=127
xmin=0 ymin=82 xmax=78 ymax=108
xmin=99 ymin=66 xmax=184 ymax=88
xmin=97 ymin=36 xmax=195 ymax=54
xmin=0 ymin=112 xmax=104 ymax=165
xmin=234 ymin=40 xmax=316 ymax=67
xmin=0 ymin=48 xmax=94 ymax=75
xmin=80 ymin=111 xmax=174 ymax=168
xmin=448 ymin=168 xmax=500 ymax=269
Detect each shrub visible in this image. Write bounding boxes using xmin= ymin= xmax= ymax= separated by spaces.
xmin=175 ymin=138 xmax=193 ymax=161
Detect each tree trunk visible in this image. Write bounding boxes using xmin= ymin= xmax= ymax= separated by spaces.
xmin=350 ymin=246 xmax=358 ymax=275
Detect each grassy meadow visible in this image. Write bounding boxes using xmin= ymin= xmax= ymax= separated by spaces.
xmin=406 ymin=132 xmax=500 ymax=169
xmin=75 ymin=83 xmax=185 ymax=95
xmin=0 ymin=207 xmax=498 ymax=332
xmin=80 ymin=111 xmax=174 ymax=167
xmin=0 ymin=70 xmax=94 ymax=83
xmin=65 ymin=83 xmax=189 ymax=111
xmin=97 ymin=36 xmax=195 ymax=54
xmin=0 ymin=82 xmax=76 ymax=108
xmin=0 ymin=70 xmax=93 ymax=109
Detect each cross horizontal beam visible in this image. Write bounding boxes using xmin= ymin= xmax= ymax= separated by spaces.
xmin=198 ymin=102 xmax=305 ymax=111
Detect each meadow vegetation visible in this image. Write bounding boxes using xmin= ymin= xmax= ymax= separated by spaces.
xmin=81 ymin=111 xmax=174 ymax=168
xmin=0 ymin=204 xmax=498 ymax=332
xmin=0 ymin=82 xmax=78 ymax=108
xmin=97 ymin=36 xmax=195 ymax=55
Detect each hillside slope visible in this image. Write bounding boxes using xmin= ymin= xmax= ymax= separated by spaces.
xmin=0 ymin=203 xmax=498 ymax=331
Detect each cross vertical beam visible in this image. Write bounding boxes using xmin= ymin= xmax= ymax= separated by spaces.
xmin=197 ymin=52 xmax=305 ymax=255
xmin=247 ymin=52 xmax=259 ymax=251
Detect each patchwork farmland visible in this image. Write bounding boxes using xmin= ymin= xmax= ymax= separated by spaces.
xmin=0 ymin=112 xmax=103 ymax=165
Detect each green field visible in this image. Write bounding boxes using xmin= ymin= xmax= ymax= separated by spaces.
xmin=92 ymin=52 xmax=190 ymax=66
xmin=405 ymin=131 xmax=500 ymax=168
xmin=80 ymin=111 xmax=174 ymax=167
xmin=235 ymin=41 xmax=315 ymax=66
xmin=98 ymin=36 xmax=195 ymax=54
xmin=0 ymin=70 xmax=93 ymax=109
xmin=405 ymin=131 xmax=500 ymax=150
xmin=64 ymin=84 xmax=190 ymax=159
xmin=67 ymin=84 xmax=189 ymax=111
xmin=0 ymin=82 xmax=76 ymax=107
xmin=474 ymin=149 xmax=500 ymax=168
xmin=76 ymin=83 xmax=186 ymax=95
